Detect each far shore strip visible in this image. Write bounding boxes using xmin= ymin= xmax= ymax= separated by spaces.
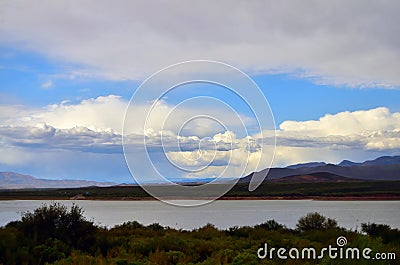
xmin=0 ymin=194 xmax=399 ymax=201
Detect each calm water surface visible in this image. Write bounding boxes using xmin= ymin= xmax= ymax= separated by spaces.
xmin=0 ymin=200 xmax=399 ymax=230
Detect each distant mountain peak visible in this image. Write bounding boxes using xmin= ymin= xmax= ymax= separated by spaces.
xmin=363 ymin=155 xmax=400 ymax=166
xmin=338 ymin=160 xmax=361 ymax=167
xmin=286 ymin=162 xmax=326 ymax=169
xmin=0 ymin=172 xmax=115 ymax=189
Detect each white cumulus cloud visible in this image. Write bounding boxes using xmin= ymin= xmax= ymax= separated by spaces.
xmin=1 ymin=95 xmax=400 ymax=180
xmin=271 ymin=107 xmax=400 ymax=166
xmin=280 ymin=107 xmax=400 ymax=136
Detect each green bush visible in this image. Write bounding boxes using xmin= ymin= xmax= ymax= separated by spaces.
xmin=255 ymin=219 xmax=286 ymax=231
xmin=361 ymin=222 xmax=400 ymax=244
xmin=2 ymin=203 xmax=98 ymax=264
xmin=296 ymin=212 xmax=338 ymax=232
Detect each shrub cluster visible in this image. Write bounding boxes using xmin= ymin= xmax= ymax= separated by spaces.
xmin=0 ymin=203 xmax=398 ymax=265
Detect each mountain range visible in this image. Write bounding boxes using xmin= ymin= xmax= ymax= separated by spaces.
xmin=1 ymin=155 xmax=399 ymax=189
xmin=240 ymin=155 xmax=400 ymax=183
xmin=0 ymin=172 xmax=115 ymax=189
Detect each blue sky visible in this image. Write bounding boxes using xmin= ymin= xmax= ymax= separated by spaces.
xmin=2 ymin=45 xmax=399 ymax=125
xmin=0 ymin=1 xmax=399 ymax=183
xmin=0 ymin=46 xmax=137 ymax=106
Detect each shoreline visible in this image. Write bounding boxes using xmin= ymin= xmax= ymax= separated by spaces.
xmin=1 ymin=194 xmax=399 ymax=201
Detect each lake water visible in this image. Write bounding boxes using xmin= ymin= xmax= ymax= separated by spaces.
xmin=0 ymin=200 xmax=399 ymax=230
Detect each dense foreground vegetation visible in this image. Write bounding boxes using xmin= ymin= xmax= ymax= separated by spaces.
xmin=0 ymin=203 xmax=399 ymax=265
xmin=1 ymin=180 xmax=400 ymax=200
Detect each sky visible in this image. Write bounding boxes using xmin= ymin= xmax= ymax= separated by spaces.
xmin=0 ymin=1 xmax=399 ymax=183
